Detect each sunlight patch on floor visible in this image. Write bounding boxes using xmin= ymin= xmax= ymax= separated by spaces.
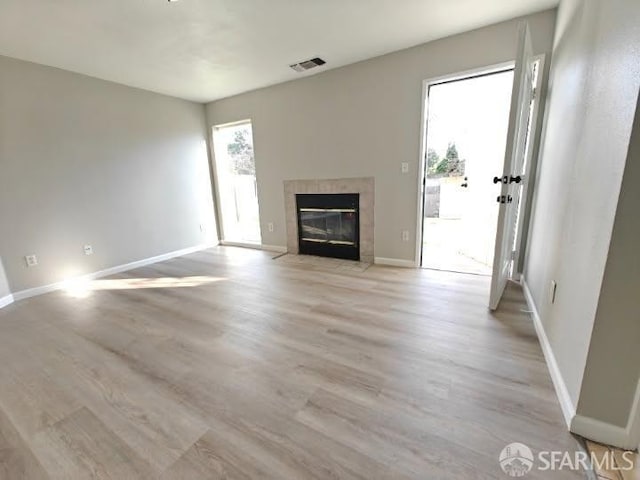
xmin=63 ymin=276 xmax=225 ymax=298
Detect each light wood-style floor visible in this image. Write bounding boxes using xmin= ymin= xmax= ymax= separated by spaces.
xmin=586 ymin=441 xmax=639 ymax=480
xmin=0 ymin=246 xmax=587 ymax=479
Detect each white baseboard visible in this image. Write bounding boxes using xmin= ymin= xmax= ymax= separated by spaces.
xmin=220 ymin=240 xmax=262 ymax=250
xmin=523 ymin=277 xmax=640 ymax=450
xmin=571 ymin=377 xmax=640 ymax=450
xmin=571 ymin=415 xmax=637 ymax=450
xmin=630 ymin=378 xmax=640 ymax=450
xmin=521 ymin=277 xmax=576 ymax=427
xmin=374 ymin=257 xmax=416 ymax=268
xmin=261 ymin=244 xmax=287 ymax=254
xmin=11 ymin=243 xmax=215 ymax=302
xmin=0 ymin=294 xmax=14 ymax=309
xmin=219 ymin=241 xmax=286 ymax=254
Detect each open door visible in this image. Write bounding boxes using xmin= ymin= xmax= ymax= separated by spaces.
xmin=489 ymin=22 xmax=536 ymax=310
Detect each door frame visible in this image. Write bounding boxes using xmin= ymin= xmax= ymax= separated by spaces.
xmin=512 ymin=54 xmax=546 ymax=278
xmin=210 ymin=118 xmax=262 ymax=248
xmin=414 ymin=61 xmax=515 ymax=268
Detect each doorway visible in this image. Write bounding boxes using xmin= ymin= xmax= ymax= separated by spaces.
xmin=212 ymin=120 xmax=261 ymax=245
xmin=420 ymin=69 xmax=515 ymax=275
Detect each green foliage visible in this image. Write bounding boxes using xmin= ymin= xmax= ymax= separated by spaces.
xmin=428 ymin=142 xmax=465 ymax=177
xmin=435 ymin=158 xmax=450 ymax=174
xmin=227 ymin=129 xmax=255 ymax=175
xmin=446 ymin=142 xmax=459 ymax=163
xmin=427 ymin=148 xmax=440 ymax=174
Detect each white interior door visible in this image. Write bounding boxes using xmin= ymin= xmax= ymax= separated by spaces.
xmin=489 ymin=22 xmax=535 ymax=310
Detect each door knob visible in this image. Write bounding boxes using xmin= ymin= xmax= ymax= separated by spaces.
xmin=509 ymin=175 xmax=522 ymax=184
xmin=493 ymin=175 xmax=508 ymax=184
xmin=461 ymin=182 xmax=468 ymax=188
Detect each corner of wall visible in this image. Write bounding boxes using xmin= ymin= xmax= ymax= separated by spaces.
xmin=570 ymin=376 xmax=640 ymax=450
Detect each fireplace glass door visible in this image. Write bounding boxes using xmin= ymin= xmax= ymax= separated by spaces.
xmin=299 ymin=208 xmax=357 ymax=245
xmin=296 ymin=193 xmax=360 ymax=260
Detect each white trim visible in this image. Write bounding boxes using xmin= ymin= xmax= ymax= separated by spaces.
xmin=374 ymin=257 xmax=416 ymax=268
xmin=414 ymin=76 xmax=429 ymax=268
xmin=426 ymin=61 xmax=515 ymax=87
xmin=415 ymin=61 xmax=516 ymax=269
xmin=212 ymin=118 xmax=251 ymax=130
xmin=210 ymin=119 xmax=263 ymax=246
xmin=512 ymin=54 xmax=546 ymax=275
xmin=523 ymin=276 xmax=640 ymax=449
xmin=261 ymin=244 xmax=287 ymax=254
xmin=571 ymin=377 xmax=640 ymax=450
xmin=11 ymin=243 xmax=214 ymax=302
xmin=209 ymin=126 xmax=226 ymax=242
xmin=628 ymin=377 xmax=640 ymax=450
xmin=220 ymin=240 xmax=262 ymax=250
xmin=570 ymin=414 xmax=637 ymax=451
xmin=0 ymin=294 xmax=14 ymax=309
xmin=490 ymin=22 xmax=531 ymax=311
xmin=521 ymin=277 xmax=576 ymax=427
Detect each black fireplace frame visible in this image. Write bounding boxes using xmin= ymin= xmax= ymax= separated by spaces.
xmin=296 ymin=193 xmax=360 ymax=261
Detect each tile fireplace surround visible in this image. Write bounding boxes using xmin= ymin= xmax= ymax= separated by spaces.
xmin=284 ymin=177 xmax=374 ymax=263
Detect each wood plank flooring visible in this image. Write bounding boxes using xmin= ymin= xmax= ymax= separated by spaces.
xmin=0 ymin=246 xmax=587 ymax=479
xmin=586 ymin=441 xmax=639 ymax=480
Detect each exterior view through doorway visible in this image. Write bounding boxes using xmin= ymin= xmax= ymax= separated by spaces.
xmin=212 ymin=120 xmax=262 ymax=246
xmin=420 ymin=68 xmax=515 ymax=275
xmin=417 ymin=26 xmax=544 ymax=311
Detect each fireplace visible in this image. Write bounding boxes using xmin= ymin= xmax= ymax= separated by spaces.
xmin=296 ymin=193 xmax=360 ymax=260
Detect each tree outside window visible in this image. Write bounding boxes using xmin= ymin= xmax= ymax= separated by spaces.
xmin=226 ymin=128 xmax=255 ymax=175
xmin=427 ymin=142 xmax=465 ymax=177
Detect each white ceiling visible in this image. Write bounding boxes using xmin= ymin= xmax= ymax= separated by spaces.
xmin=0 ymin=0 xmax=557 ymax=103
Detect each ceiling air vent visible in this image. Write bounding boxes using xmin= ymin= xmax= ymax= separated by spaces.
xmin=290 ymin=57 xmax=326 ymax=73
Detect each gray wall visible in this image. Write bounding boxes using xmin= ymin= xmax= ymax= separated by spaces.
xmin=577 ymin=94 xmax=640 ymax=427
xmin=206 ymin=10 xmax=557 ymax=261
xmin=0 ymin=55 xmax=217 ymax=293
xmin=524 ymin=0 xmax=640 ymax=409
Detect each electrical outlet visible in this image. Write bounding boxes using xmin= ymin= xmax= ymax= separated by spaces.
xmin=268 ymin=222 xmax=274 ymax=232
xmin=401 ymin=230 xmax=410 ymax=242
xmin=550 ymin=280 xmax=557 ymax=304
xmin=83 ymin=245 xmax=93 ymax=256
xmin=25 ymin=255 xmax=38 ymax=267
xmin=401 ymin=162 xmax=409 ymax=174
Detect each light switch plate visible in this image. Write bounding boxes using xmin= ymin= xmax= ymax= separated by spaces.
xmin=84 ymin=245 xmax=93 ymax=255
xmin=401 ymin=162 xmax=409 ymax=173
xmin=25 ymin=255 xmax=38 ymax=267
